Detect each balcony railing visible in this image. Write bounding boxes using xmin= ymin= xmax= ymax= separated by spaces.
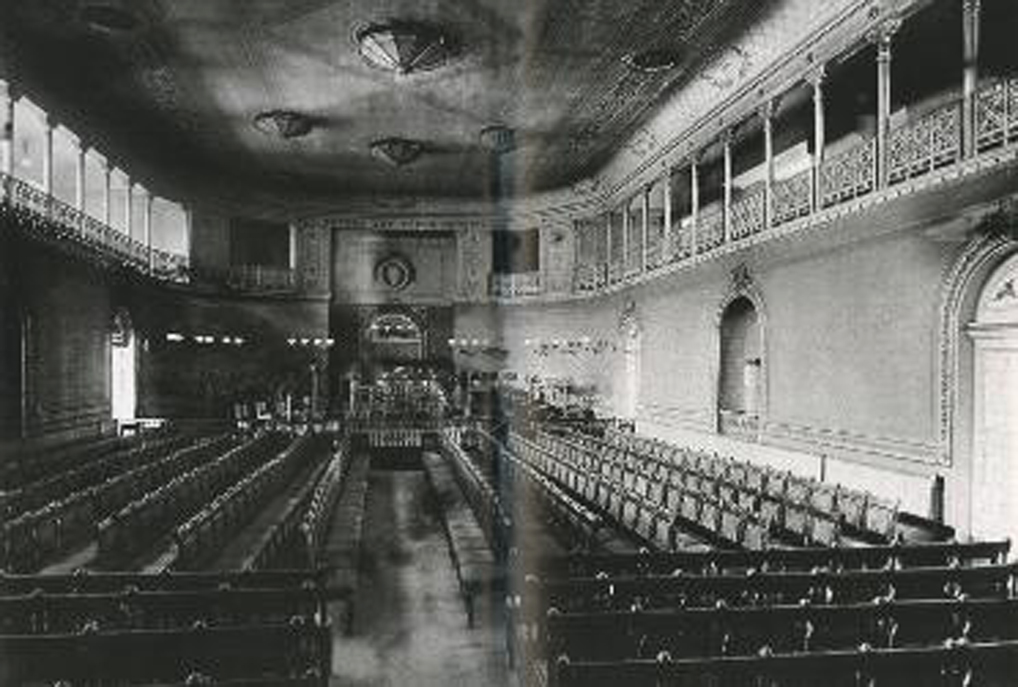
xmin=189 ymin=264 xmax=299 ymax=293
xmin=730 ymin=182 xmax=767 ymax=241
xmin=886 ymin=101 xmax=962 ymax=185
xmin=975 ymin=77 xmax=1018 ymax=153
xmin=489 ymin=271 xmax=542 ymax=299
xmin=1 ymin=172 xmax=188 ymax=282
xmin=574 ymin=86 xmax=1018 ymax=296
xmin=645 ymin=240 xmax=662 ymax=270
xmin=819 ymin=137 xmax=877 ymax=208
xmin=772 ymin=169 xmax=812 ymax=226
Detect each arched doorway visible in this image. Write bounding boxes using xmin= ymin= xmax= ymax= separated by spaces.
xmin=968 ymin=252 xmax=1018 ymax=546
xmin=110 ymin=309 xmax=136 ymax=425
xmin=717 ymin=295 xmax=763 ymax=437
xmin=366 ymin=313 xmax=423 ymax=362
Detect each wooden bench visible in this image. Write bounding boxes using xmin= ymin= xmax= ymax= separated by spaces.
xmin=421 ymin=451 xmax=502 ymax=628
xmin=320 ymin=452 xmax=369 ymax=633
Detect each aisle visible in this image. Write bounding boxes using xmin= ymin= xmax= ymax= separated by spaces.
xmin=330 ymin=468 xmax=510 ymax=687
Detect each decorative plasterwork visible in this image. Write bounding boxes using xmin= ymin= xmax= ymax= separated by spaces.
xmin=937 ymin=233 xmax=1018 ymax=464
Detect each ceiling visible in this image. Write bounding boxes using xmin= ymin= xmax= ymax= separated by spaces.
xmin=4 ymin=0 xmax=776 ymax=215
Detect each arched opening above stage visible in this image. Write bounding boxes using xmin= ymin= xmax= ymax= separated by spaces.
xmin=365 ymin=313 xmax=424 ymax=362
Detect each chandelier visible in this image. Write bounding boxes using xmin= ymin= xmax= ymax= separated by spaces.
xmin=355 ymin=21 xmax=457 ymax=75
xmin=253 ymin=110 xmax=314 ymax=139
xmin=370 ymin=137 xmax=425 ymax=166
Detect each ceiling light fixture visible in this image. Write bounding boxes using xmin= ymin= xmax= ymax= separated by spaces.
xmin=355 ymin=20 xmax=457 ymax=75
xmin=253 ymin=110 xmax=315 ymax=139
xmin=370 ymin=137 xmax=425 ymax=166
xmin=80 ymin=2 xmax=141 ymax=33
xmin=622 ymin=49 xmax=684 ymax=74
xmin=479 ymin=125 xmax=516 ymax=155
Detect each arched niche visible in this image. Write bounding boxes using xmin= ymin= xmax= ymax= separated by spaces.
xmin=714 ymin=267 xmax=767 ymax=439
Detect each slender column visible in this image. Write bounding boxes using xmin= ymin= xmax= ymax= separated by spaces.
xmin=722 ymin=133 xmax=733 ymax=243
xmin=690 ymin=157 xmax=700 ymax=254
xmin=808 ymin=67 xmax=827 ymax=211
xmin=102 ymin=160 xmax=112 ymax=225
xmin=74 ymin=142 xmax=86 ymax=211
xmin=962 ymin=0 xmax=982 ymax=157
xmin=663 ymin=172 xmax=673 ymax=261
xmin=183 ymin=204 xmax=194 ymax=268
xmin=762 ymin=100 xmax=775 ymax=228
xmin=124 ymin=177 xmax=133 ymax=238
xmin=875 ymin=20 xmax=900 ymax=189
xmin=143 ymin=189 xmax=153 ymax=271
xmin=641 ymin=186 xmax=649 ymax=271
xmin=621 ymin=204 xmax=629 ymax=273
xmin=41 ymin=116 xmax=53 ymax=195
xmin=0 ymin=80 xmax=13 ymax=178
xmin=604 ymin=212 xmax=612 ymax=276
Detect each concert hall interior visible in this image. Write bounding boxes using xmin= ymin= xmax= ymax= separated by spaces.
xmin=2 ymin=0 xmax=1018 ymax=685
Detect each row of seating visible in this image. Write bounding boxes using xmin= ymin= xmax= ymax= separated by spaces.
xmin=579 ymin=425 xmax=911 ymax=542
xmin=440 ymin=428 xmax=513 ymax=560
xmin=523 ymin=428 xmax=850 ymax=550
xmin=300 ymin=439 xmax=351 ymax=570
xmin=319 ymin=452 xmax=370 ymax=633
xmin=549 ymin=640 xmax=1018 ymax=687
xmin=1 ymin=432 xmax=129 ymax=491
xmin=0 ymin=568 xmax=324 ymax=596
xmin=526 ymin=563 xmax=1018 ymax=615
xmin=542 ymin=598 xmax=1018 ymax=663
xmin=0 ymin=585 xmax=322 ymax=635
xmin=241 ymin=435 xmax=341 ymax=571
xmin=421 ymin=450 xmax=502 ymax=628
xmin=0 ymin=434 xmax=223 ymax=573
xmin=526 ymin=540 xmax=1013 ymax=579
xmin=0 ymin=619 xmax=331 ymax=687
xmin=506 ymin=431 xmax=683 ymax=553
xmin=92 ymin=434 xmax=242 ymax=526
xmin=167 ymin=434 xmax=327 ymax=571
xmin=97 ymin=432 xmax=290 ymax=567
xmin=2 ymin=431 xmax=194 ymax=519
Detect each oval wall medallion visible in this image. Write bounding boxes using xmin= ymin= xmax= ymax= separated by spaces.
xmin=374 ymin=254 xmax=415 ymax=291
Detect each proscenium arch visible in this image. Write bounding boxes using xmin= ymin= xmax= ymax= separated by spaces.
xmin=364 ymin=311 xmax=425 ymax=361
xmin=712 ymin=272 xmax=768 ymax=434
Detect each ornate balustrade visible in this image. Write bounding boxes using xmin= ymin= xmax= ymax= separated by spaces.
xmin=645 ymin=240 xmax=662 ymax=270
xmin=696 ymin=204 xmax=726 ymax=253
xmin=729 ymin=183 xmax=767 ymax=241
xmin=668 ymin=224 xmax=695 ymax=262
xmin=607 ymin=262 xmax=624 ymax=284
xmin=887 ymin=101 xmax=962 ymax=185
xmin=573 ymin=264 xmax=601 ymax=292
xmin=625 ymin=246 xmax=643 ymax=276
xmin=819 ymin=137 xmax=877 ymax=208
xmin=1 ymin=172 xmax=190 ymax=283
xmin=489 ymin=271 xmax=542 ymax=299
xmin=771 ymin=169 xmax=812 ymax=226
xmin=975 ymin=78 xmax=1018 ymax=153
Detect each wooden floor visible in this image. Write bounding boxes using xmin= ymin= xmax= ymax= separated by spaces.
xmin=328 ymin=465 xmax=512 ymax=687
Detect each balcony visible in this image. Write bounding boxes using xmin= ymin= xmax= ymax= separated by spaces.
xmin=573 ymin=78 xmax=1018 ymax=297
xmin=1 ymin=172 xmax=188 ymax=283
xmin=489 ymin=271 xmax=542 ymax=299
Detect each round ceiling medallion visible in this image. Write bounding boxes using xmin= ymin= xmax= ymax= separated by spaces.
xmin=374 ymin=255 xmax=415 ymax=291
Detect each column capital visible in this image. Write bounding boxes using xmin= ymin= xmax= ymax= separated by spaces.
xmin=869 ymin=16 xmax=903 ymax=57
xmin=805 ymin=64 xmax=827 ymax=89
xmin=758 ymin=98 xmax=776 ymax=123
xmin=962 ymin=0 xmax=981 ymax=16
